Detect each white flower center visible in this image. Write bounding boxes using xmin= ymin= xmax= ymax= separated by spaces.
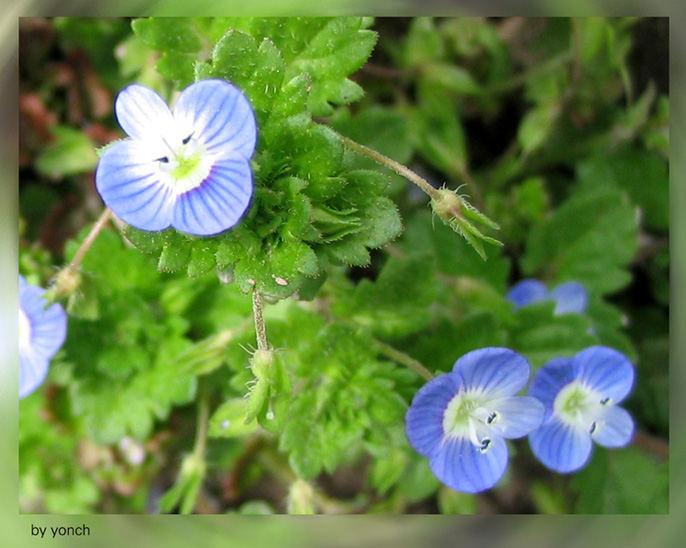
xmin=554 ymin=380 xmax=613 ymax=435
xmin=19 ymin=306 xmax=31 ymax=350
xmin=443 ymin=390 xmax=500 ymax=452
xmin=155 ymin=135 xmax=214 ymax=195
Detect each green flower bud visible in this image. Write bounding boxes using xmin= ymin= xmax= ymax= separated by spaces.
xmin=430 ymin=188 xmax=502 ymax=260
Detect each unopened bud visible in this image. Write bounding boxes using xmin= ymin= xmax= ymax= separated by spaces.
xmin=287 ymin=479 xmax=316 ymax=515
xmin=54 ymin=267 xmax=82 ymax=297
xmin=430 ymin=188 xmax=502 ymax=260
xmin=250 ymin=348 xmax=274 ymax=380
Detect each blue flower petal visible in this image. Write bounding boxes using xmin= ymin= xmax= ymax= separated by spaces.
xmin=430 ymin=435 xmax=508 ymax=493
xmin=98 ymin=80 xmax=257 ymax=236
xmin=550 ymin=281 xmax=588 ymax=314
xmin=575 ymin=346 xmax=635 ymax=402
xmin=19 ymin=278 xmax=67 ymax=359
xmin=115 ymin=84 xmax=176 ymax=143
xmin=489 ymin=396 xmax=545 ymax=439
xmin=96 ymin=140 xmax=175 ymax=231
xmin=19 ymin=275 xmax=67 ymax=399
xmin=592 ymin=405 xmax=635 ymax=448
xmin=173 ymin=79 xmax=257 ymax=159
xmin=405 ymin=372 xmax=464 ymax=458
xmin=527 ymin=357 xmax=577 ymax=420
xmin=28 ymin=302 xmax=67 ymax=359
xmin=507 ymin=279 xmax=547 ymax=309
xmin=529 ymin=417 xmax=593 ymax=473
xmin=19 ymin=350 xmax=50 ymax=399
xmin=455 ymin=347 xmax=530 ymax=398
xmin=172 ymin=154 xmax=253 ymax=236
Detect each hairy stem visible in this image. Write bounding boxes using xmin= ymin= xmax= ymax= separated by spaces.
xmin=333 ymin=130 xmax=442 ymax=201
xmin=251 ymin=288 xmax=269 ymax=351
xmin=374 ymin=339 xmax=434 ymax=382
xmin=65 ymin=208 xmax=112 ymax=275
xmin=192 ymin=379 xmax=210 ymax=461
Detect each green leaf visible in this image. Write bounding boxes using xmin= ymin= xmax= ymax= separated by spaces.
xmin=270 ymin=73 xmax=312 ymax=119
xmin=423 ymin=62 xmax=482 ymax=95
xmin=287 ymin=18 xmax=378 ymax=115
xmin=334 ymin=253 xmax=438 ymax=337
xmin=438 ymin=487 xmax=477 ymax=514
xmin=123 ymin=225 xmax=167 ymax=254
xmin=513 ymin=177 xmax=548 ymax=224
xmin=521 ymin=186 xmax=639 ymax=295
xmin=65 ymin=228 xmax=160 ymax=295
xmin=70 ymin=331 xmax=197 ymax=444
xmin=411 ymin=313 xmax=508 ymax=375
xmin=410 ymin=80 xmax=468 ymax=176
xmin=263 ymin=315 xmax=408 ymax=480
xmin=368 ymin=449 xmax=408 ymax=495
xmin=209 ymin=399 xmax=258 ymax=438
xmin=326 ymin=239 xmax=370 ymax=266
xmin=172 ymin=329 xmax=236 ymax=376
xmin=507 ymin=301 xmax=596 ymax=368
xmin=187 ymin=242 xmax=218 ymax=278
xmin=60 ymin=230 xmax=200 ymax=444
xmin=132 ymin=17 xmax=204 ymax=86
xmin=292 ymin=124 xmax=344 ymax=185
xmin=157 ymin=453 xmax=206 ymax=514
xmin=19 ymin=396 xmax=101 ymax=513
xmin=158 ymin=236 xmax=193 ymax=272
xmin=572 ymin=447 xmax=668 ymax=513
xmin=576 ymin=147 xmax=668 ymax=232
xmin=156 ymin=51 xmax=197 ymax=86
xmin=643 ymin=95 xmax=669 ymax=157
xmin=35 ymin=126 xmax=98 ymax=179
xmin=396 ymin=455 xmax=441 ymax=502
xmin=357 ymin=197 xmax=403 ymax=248
xmin=196 ymin=30 xmax=285 ymax=116
xmin=517 ymin=103 xmax=561 ymax=155
xmin=132 ymin=18 xmax=203 ymax=53
xmin=402 ymin=17 xmax=444 ymax=67
xmin=578 ymin=17 xmax=611 ymax=67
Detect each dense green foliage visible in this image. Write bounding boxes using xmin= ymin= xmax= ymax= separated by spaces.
xmin=19 ymin=17 xmax=668 ymax=514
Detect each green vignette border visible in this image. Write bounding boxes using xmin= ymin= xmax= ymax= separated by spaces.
xmin=1 ymin=4 xmax=683 ymax=547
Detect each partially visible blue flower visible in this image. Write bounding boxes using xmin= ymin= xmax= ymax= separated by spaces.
xmin=528 ymin=346 xmax=635 ymax=473
xmin=405 ymin=348 xmax=545 ymax=493
xmin=19 ymin=275 xmax=67 ymax=398
xmin=96 ymin=79 xmax=257 ymax=236
xmin=507 ymin=279 xmax=588 ymax=315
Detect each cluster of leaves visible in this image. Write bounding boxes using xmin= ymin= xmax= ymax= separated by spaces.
xmin=18 ymin=17 xmax=668 ymax=514
xmin=122 ymin=17 xmax=402 ymax=300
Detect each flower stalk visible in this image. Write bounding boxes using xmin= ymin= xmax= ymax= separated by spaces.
xmin=333 ymin=130 xmax=442 ymax=201
xmin=50 ymin=208 xmax=112 ymax=299
xmin=332 ymin=128 xmax=502 ymax=259
xmin=374 ymin=339 xmax=434 ymax=382
xmin=251 ymin=288 xmax=269 ymax=351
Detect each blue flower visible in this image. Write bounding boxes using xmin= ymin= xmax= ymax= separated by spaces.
xmin=96 ymin=79 xmax=257 ymax=236
xmin=19 ymin=275 xmax=67 ymax=398
xmin=528 ymin=346 xmax=635 ymax=473
xmin=507 ymin=279 xmax=588 ymax=315
xmin=405 ymin=348 xmax=545 ymax=493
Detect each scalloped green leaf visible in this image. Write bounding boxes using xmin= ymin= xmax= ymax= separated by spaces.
xmin=521 ymin=187 xmax=639 ymax=295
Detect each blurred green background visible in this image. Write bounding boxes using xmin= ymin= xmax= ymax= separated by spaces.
xmin=2 ymin=0 xmax=683 ymax=546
